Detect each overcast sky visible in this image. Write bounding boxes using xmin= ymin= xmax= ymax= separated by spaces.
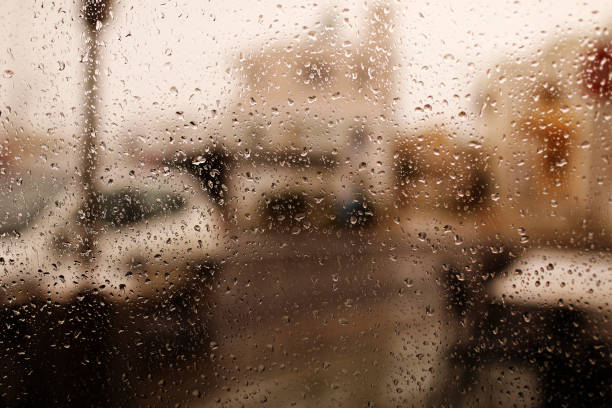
xmin=1 ymin=0 xmax=610 ymax=148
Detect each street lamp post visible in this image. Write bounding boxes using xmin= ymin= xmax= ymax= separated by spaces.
xmin=80 ymin=0 xmax=112 ymax=250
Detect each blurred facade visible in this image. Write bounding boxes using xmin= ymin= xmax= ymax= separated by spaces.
xmin=156 ymin=4 xmax=489 ymax=235
xmin=480 ymin=31 xmax=612 ymax=245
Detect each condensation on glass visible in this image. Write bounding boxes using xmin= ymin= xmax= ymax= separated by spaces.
xmin=0 ymin=1 xmax=610 ymax=407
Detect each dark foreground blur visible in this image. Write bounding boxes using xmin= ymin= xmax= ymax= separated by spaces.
xmin=1 ymin=228 xmax=609 ymax=407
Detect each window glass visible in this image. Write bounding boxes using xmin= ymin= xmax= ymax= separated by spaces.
xmin=0 ymin=1 xmax=610 ymax=406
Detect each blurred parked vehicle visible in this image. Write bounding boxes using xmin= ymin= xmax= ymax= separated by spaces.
xmin=432 ymin=248 xmax=611 ymax=407
xmin=0 ymin=183 xmax=88 ymax=304
xmin=0 ymin=164 xmax=226 ymax=404
xmin=0 ymin=165 xmax=226 ymax=306
xmin=93 ymin=165 xmax=226 ymax=302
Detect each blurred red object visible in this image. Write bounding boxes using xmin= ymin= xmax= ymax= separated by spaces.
xmin=583 ymin=44 xmax=611 ymax=98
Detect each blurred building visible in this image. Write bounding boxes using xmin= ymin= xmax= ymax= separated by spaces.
xmin=118 ymin=2 xmax=493 ymax=238
xmin=213 ymin=3 xmax=490 ymax=234
xmin=220 ymin=3 xmax=396 ymax=230
xmin=478 ymin=31 xmax=612 ymax=245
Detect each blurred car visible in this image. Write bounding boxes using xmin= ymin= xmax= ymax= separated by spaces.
xmin=93 ymin=165 xmax=226 ymax=302
xmin=0 ymin=166 xmax=226 ymax=306
xmin=491 ymin=249 xmax=611 ymax=336
xmin=0 ymin=165 xmax=227 ymax=406
xmin=488 ymin=249 xmax=611 ymax=406
xmin=225 ymin=163 xmax=332 ymax=231
xmin=0 ymin=182 xmax=88 ymax=305
xmin=430 ymin=247 xmax=611 ymax=407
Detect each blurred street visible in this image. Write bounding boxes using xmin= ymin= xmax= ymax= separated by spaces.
xmin=115 ymin=231 xmax=447 ymax=407
xmin=104 ymin=230 xmax=551 ymax=408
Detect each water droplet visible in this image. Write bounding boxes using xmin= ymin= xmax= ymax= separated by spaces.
xmin=468 ymin=140 xmax=482 ymax=149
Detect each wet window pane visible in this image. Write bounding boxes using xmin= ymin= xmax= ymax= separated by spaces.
xmin=0 ymin=1 xmax=610 ymax=406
